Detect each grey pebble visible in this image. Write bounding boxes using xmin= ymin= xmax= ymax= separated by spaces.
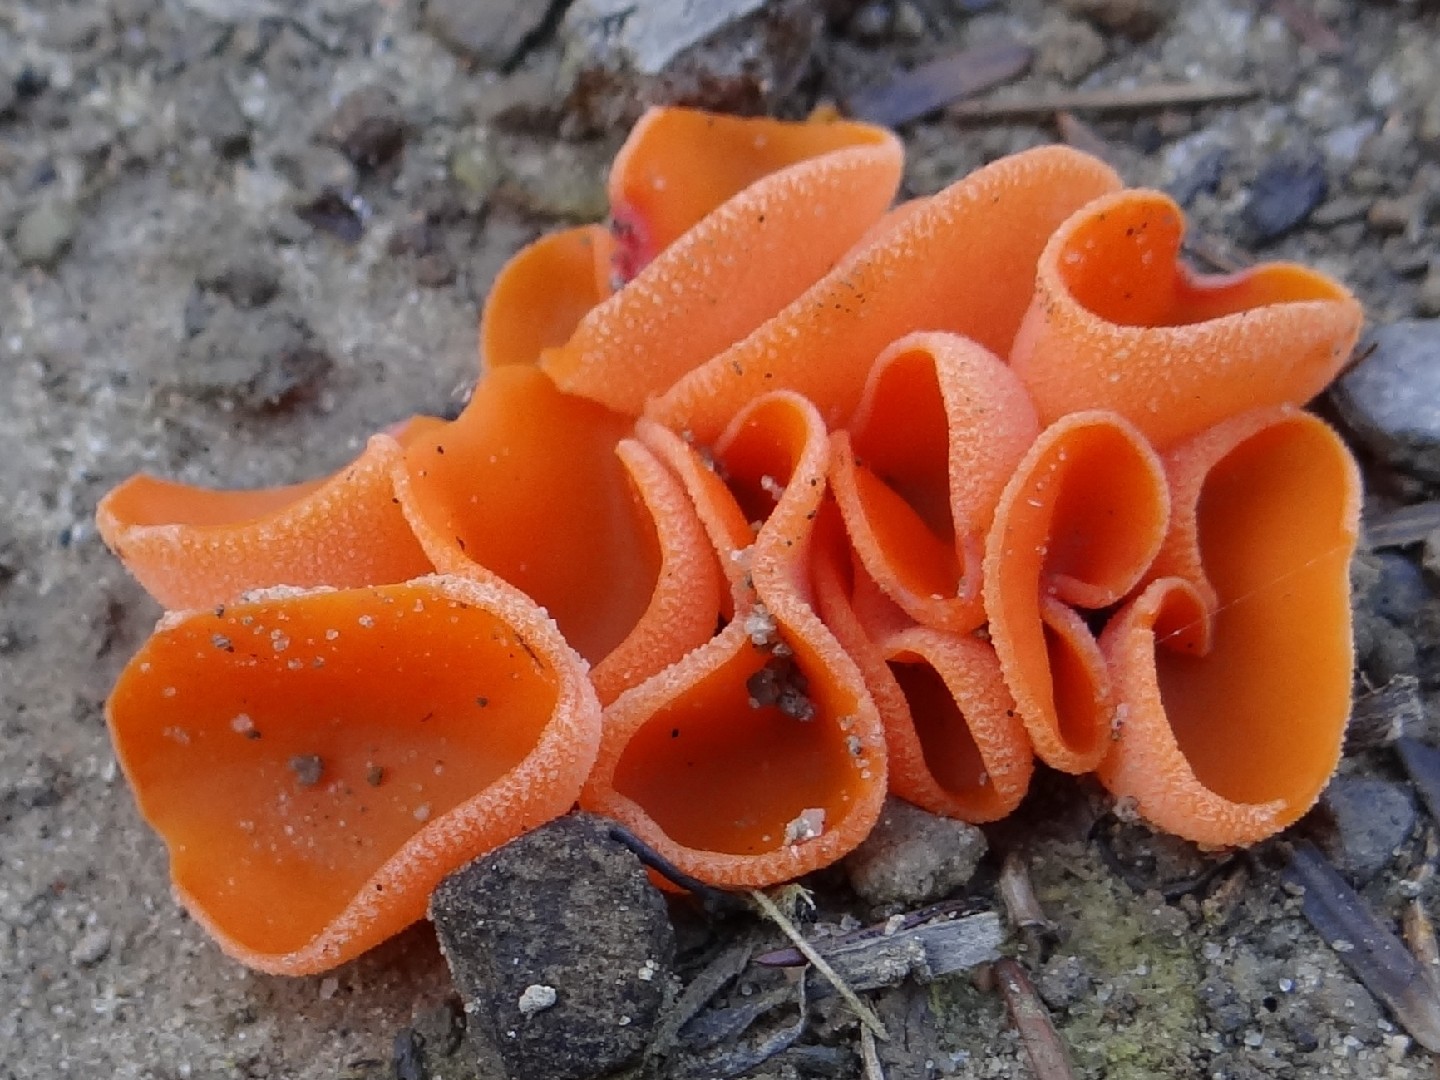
xmin=185 ymin=80 xmax=251 ymax=159
xmin=1243 ymin=149 xmax=1327 ymax=244
xmin=70 ymin=927 xmax=112 ymax=967
xmin=1332 ymin=320 xmax=1440 ymax=483
xmin=323 ymin=86 xmax=407 ymax=171
xmin=429 ymin=814 xmax=674 ymax=1080
xmin=844 ymin=797 xmax=987 ymax=909
xmin=273 ymin=141 xmax=358 ymax=205
xmin=424 ymin=0 xmax=556 ymax=69
xmin=1036 ymin=954 xmax=1094 ymax=1011
xmin=1319 ymin=776 xmax=1417 ymax=886
xmin=561 ymin=0 xmax=822 ymax=132
xmin=13 ymin=198 xmax=79 ymax=269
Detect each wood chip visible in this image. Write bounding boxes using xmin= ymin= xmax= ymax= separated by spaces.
xmin=995 ymin=958 xmax=1079 ymax=1080
xmin=1284 ymin=840 xmax=1440 ymax=1051
xmin=1364 ymin=501 xmax=1440 ymax=549
xmin=1403 ymin=898 xmax=1440 ymax=977
xmin=846 ymin=40 xmax=1034 ymax=126
xmin=1346 ymin=675 xmax=1424 ymax=752
xmin=949 ymin=81 xmax=1256 ymax=121
xmin=860 ymin=1024 xmax=886 ymax=1080
xmin=749 ymin=889 xmax=890 ymax=1041
xmin=757 ymin=905 xmax=1004 ymax=994
xmin=999 ymin=851 xmax=1060 ymax=960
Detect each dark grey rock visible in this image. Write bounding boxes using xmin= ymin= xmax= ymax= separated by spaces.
xmin=844 ymin=798 xmax=987 ymax=909
xmin=1368 ymin=552 xmax=1430 ymax=624
xmin=1036 ymin=954 xmax=1094 ymax=1011
xmin=1168 ymin=146 xmax=1228 ymax=208
xmin=1319 ymin=776 xmax=1417 ymax=885
xmin=424 ymin=0 xmax=557 ymax=68
xmin=1333 ymin=320 xmax=1440 ymax=483
xmin=1197 ymin=975 xmax=1248 ymax=1035
xmin=1243 ymin=149 xmax=1327 ymax=244
xmin=429 ymin=814 xmax=675 ymax=1080
xmin=561 ymin=0 xmax=822 ymax=133
xmin=323 ymin=86 xmax=408 ymax=171
xmin=168 ymin=305 xmax=332 ymax=412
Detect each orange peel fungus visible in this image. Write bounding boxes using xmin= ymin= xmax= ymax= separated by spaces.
xmin=98 ymin=106 xmax=1365 ymax=974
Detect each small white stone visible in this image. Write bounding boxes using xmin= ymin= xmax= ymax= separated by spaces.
xmin=517 ymin=984 xmax=557 ymax=1017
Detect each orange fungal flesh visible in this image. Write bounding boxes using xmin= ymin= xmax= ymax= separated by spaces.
xmin=810 ymin=509 xmax=1030 ymax=822
xmin=542 ymin=137 xmax=904 ymax=416
xmin=1009 ymin=189 xmax=1364 ymax=450
xmin=1098 ymin=408 xmax=1361 ymax=846
xmin=830 ymin=333 xmax=1040 ymax=633
xmin=106 ymin=576 xmax=601 ymax=974
xmin=97 ymin=431 xmax=435 ymax=611
xmin=583 ymin=394 xmax=887 ymax=886
xmin=649 ymin=145 xmax=1123 ymax=443
xmin=478 ymin=224 xmax=615 ymax=370
xmin=983 ymin=412 xmax=1170 ymax=773
xmin=393 ymin=365 xmax=718 ymax=697
xmin=96 ymin=106 xmax=1373 ymax=973
xmin=607 ymin=106 xmax=902 ymax=279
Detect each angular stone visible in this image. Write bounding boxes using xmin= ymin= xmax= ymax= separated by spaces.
xmin=844 ymin=798 xmax=987 ymax=909
xmin=561 ymin=0 xmax=822 ymax=132
xmin=1333 ymin=320 xmax=1440 ymax=483
xmin=1320 ymin=776 xmax=1417 ymax=886
xmin=425 ymin=0 xmax=556 ymax=69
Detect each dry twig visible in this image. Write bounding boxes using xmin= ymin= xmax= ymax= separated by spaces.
xmin=995 ymin=958 xmax=1079 ymax=1080
xmin=748 ymin=889 xmax=890 ymax=1041
xmin=949 ymin=81 xmax=1257 ymax=121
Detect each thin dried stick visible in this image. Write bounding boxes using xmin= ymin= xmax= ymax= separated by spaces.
xmin=860 ymin=1024 xmax=886 ymax=1080
xmin=995 ymin=958 xmax=1079 ymax=1080
xmin=748 ymin=889 xmax=890 ymax=1041
xmin=950 ymin=81 xmax=1256 ymax=121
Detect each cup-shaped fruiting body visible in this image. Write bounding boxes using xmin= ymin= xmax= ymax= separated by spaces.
xmin=106 ymin=575 xmax=602 ymax=974
xmin=811 ymin=508 xmax=1030 ymax=823
xmin=391 ymin=365 xmax=723 ymax=704
xmin=1098 ymin=407 xmax=1361 ymax=846
xmin=648 ymin=144 xmax=1123 ymax=444
xmin=607 ymin=106 xmax=903 ymax=281
xmin=478 ymin=224 xmax=615 ymax=370
xmin=542 ymin=131 xmax=904 ymax=416
xmin=829 ymin=332 xmax=1040 ymax=635
xmin=1009 ymin=189 xmax=1364 ymax=450
xmin=983 ymin=412 xmax=1170 ymax=773
xmin=583 ymin=393 xmax=887 ymax=885
xmin=97 ymin=426 xmax=437 ymax=611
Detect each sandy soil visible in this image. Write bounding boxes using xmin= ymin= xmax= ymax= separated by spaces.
xmin=2 ymin=0 xmax=1439 ymax=1077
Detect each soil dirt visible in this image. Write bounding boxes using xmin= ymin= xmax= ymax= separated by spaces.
xmin=2 ymin=0 xmax=1440 ymax=1077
